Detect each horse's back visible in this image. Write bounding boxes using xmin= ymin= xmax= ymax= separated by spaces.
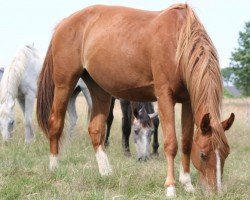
xmin=19 ymin=47 xmax=43 ymax=96
xmin=52 ymin=4 xmax=187 ymax=101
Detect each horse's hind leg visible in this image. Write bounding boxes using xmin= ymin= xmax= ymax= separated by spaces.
xmin=105 ymin=97 xmax=115 ymax=147
xmin=49 ymin=83 xmax=79 ymax=170
xmin=82 ymin=72 xmax=112 ymax=175
xmin=120 ymin=99 xmax=132 ymax=156
xmin=152 ymin=116 xmax=159 ymax=156
xmin=48 ymin=62 xmax=82 ymax=170
xmin=179 ymin=101 xmax=195 ymax=193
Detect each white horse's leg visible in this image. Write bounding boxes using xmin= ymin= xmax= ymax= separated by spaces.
xmin=24 ymin=93 xmax=35 ymax=143
xmin=67 ymin=93 xmax=78 ymax=137
xmin=17 ymin=96 xmax=25 ymax=114
xmin=79 ymin=79 xmax=92 ymax=116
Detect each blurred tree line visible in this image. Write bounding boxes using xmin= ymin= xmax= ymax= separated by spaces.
xmin=221 ymin=21 xmax=250 ymax=96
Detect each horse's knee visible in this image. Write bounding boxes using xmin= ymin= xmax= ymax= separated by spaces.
xmin=88 ymin=125 xmax=102 ymax=149
xmin=181 ymin=140 xmax=192 ymax=155
xmin=48 ymin=115 xmax=63 ymax=140
xmin=164 ymin=139 xmax=178 ymax=157
xmin=25 ymin=118 xmax=32 ymax=128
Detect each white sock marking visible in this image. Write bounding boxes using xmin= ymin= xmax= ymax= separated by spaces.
xmin=215 ymin=149 xmax=222 ymax=192
xmin=179 ymin=165 xmax=195 ymax=193
xmin=95 ymin=146 xmax=112 ymax=176
xmin=165 ymin=185 xmax=176 ymax=198
xmin=49 ymin=154 xmax=58 ymax=171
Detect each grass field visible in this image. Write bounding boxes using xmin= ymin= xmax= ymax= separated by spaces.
xmin=0 ymin=97 xmax=249 ymax=200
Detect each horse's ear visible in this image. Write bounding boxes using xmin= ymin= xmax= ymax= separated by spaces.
xmin=133 ymin=108 xmax=139 ymax=119
xmin=7 ymin=98 xmax=15 ymax=109
xmin=200 ymin=113 xmax=212 ymax=135
xmin=148 ymin=112 xmax=158 ymax=119
xmin=221 ymin=113 xmax=235 ymax=131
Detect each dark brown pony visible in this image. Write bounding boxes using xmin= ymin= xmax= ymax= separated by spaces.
xmin=37 ymin=4 xmax=235 ymax=197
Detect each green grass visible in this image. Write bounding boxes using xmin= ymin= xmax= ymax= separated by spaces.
xmin=0 ymin=98 xmax=249 ymax=199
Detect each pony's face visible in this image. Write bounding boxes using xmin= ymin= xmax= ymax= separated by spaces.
xmin=0 ymin=100 xmax=15 ymax=142
xmin=132 ymin=107 xmax=157 ymax=161
xmin=191 ymin=113 xmax=235 ymax=194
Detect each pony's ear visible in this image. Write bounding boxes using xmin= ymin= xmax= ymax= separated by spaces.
xmin=133 ymin=108 xmax=139 ymax=119
xmin=200 ymin=113 xmax=212 ymax=135
xmin=148 ymin=112 xmax=158 ymax=119
xmin=221 ymin=113 xmax=235 ymax=131
xmin=7 ymin=97 xmax=15 ymax=109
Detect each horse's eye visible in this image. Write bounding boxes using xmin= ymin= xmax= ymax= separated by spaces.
xmin=200 ymin=152 xmax=208 ymax=160
xmin=10 ymin=120 xmax=14 ymax=126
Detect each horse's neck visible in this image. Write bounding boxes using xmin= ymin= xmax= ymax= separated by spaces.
xmin=0 ymin=51 xmax=29 ymax=102
xmin=193 ymin=98 xmax=221 ymax=126
xmin=0 ymin=95 xmax=15 ymax=117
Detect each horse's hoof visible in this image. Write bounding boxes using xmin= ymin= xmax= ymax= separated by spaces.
xmin=100 ymin=167 xmax=112 ymax=176
xmin=25 ymin=137 xmax=35 ymax=144
xmin=179 ymin=170 xmax=195 ymax=193
xmin=165 ymin=186 xmax=176 ymax=198
xmin=184 ymin=183 xmax=195 ymax=193
xmin=151 ymin=151 xmax=159 ymax=157
xmin=96 ymin=146 xmax=112 ymax=176
xmin=124 ymin=151 xmax=131 ymax=157
xmin=104 ymin=141 xmax=109 ymax=147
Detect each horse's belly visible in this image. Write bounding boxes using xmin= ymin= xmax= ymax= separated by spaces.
xmin=111 ymin=85 xmax=156 ymax=102
xmin=86 ymin=61 xmax=156 ymax=101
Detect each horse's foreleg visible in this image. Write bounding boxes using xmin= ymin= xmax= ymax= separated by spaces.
xmin=156 ymin=88 xmax=177 ymax=197
xmin=179 ymin=101 xmax=195 ymax=193
xmin=105 ymin=97 xmax=115 ymax=147
xmin=24 ymin=94 xmax=35 ymax=144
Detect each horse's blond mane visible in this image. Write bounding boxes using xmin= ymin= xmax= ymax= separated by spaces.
xmin=175 ymin=4 xmax=228 ymax=153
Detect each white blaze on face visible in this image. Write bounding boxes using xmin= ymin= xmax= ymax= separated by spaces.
xmin=215 ymin=149 xmax=222 ymax=192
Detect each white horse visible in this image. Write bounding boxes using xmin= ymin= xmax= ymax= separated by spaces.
xmin=0 ymin=45 xmax=92 ymax=143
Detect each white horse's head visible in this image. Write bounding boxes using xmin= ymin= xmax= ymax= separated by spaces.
xmin=132 ymin=106 xmax=158 ymax=161
xmin=0 ymin=97 xmax=15 ymax=141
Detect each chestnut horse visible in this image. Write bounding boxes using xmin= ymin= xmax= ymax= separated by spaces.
xmin=37 ymin=4 xmax=235 ymax=197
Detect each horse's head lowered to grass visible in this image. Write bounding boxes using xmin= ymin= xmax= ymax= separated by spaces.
xmin=0 ymin=97 xmax=15 ymax=141
xmin=191 ymin=113 xmax=235 ymax=192
xmin=132 ymin=103 xmax=158 ymax=161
